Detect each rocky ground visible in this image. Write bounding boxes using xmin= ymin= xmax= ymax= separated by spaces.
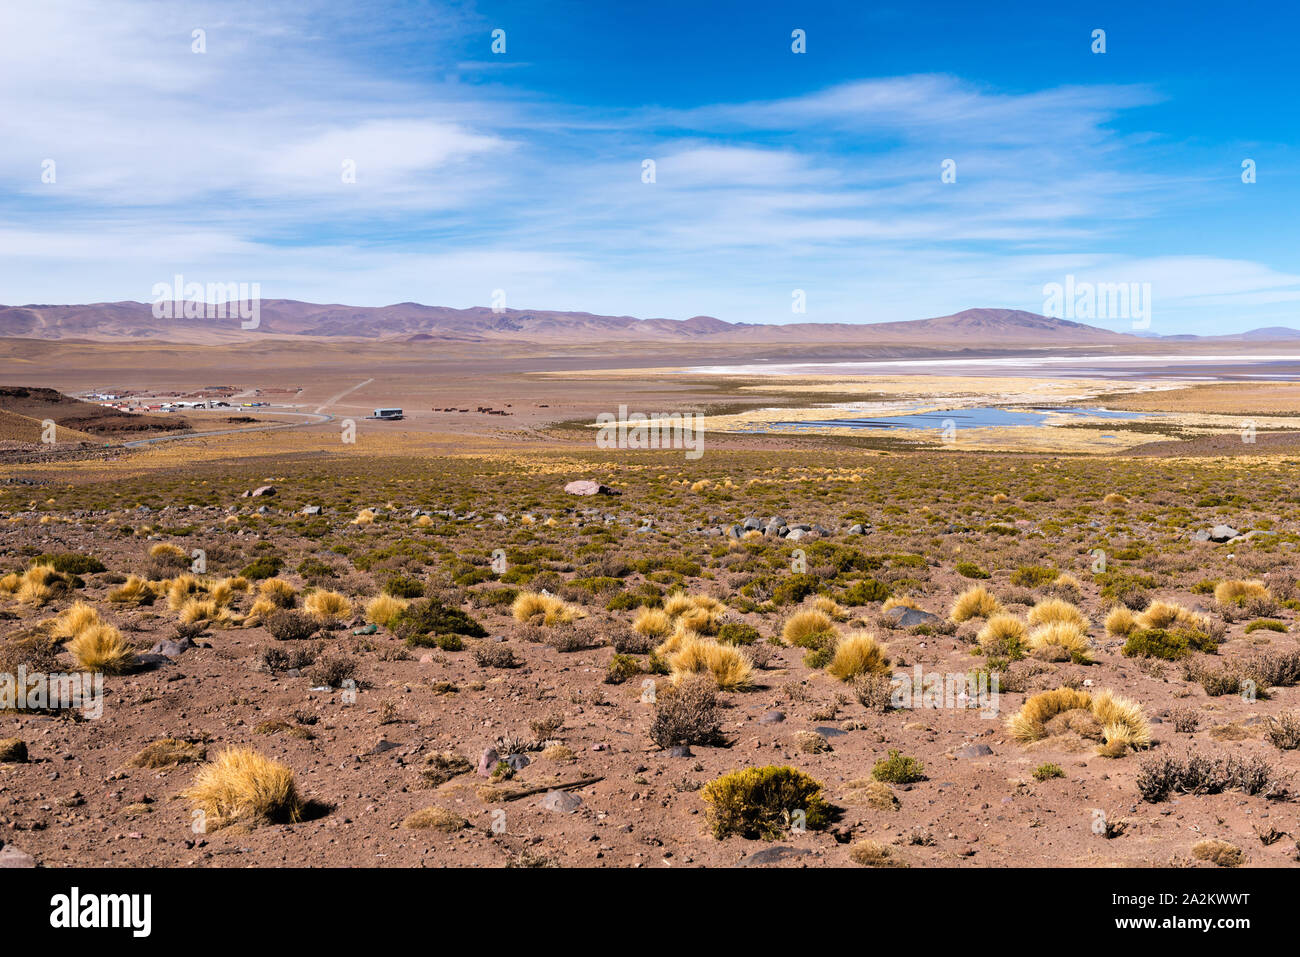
xmin=2 ymin=443 xmax=1299 ymax=868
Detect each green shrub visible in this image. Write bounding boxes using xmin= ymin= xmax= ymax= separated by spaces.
xmin=842 ymin=578 xmax=891 ymax=604
xmin=240 ymin=556 xmax=283 ymax=580
xmin=393 ymin=598 xmax=486 ymax=647
xmin=1033 ymin=763 xmax=1065 ymax=781
xmin=772 ymin=573 xmax=820 ymax=606
xmin=700 ymin=766 xmax=832 ymax=840
xmin=33 ymin=553 xmax=105 ymax=575
xmin=1010 ymin=565 xmax=1056 ymax=588
xmin=872 ymin=749 xmax=925 ymax=784
xmin=1123 ymin=627 xmax=1216 ymax=660
xmin=605 ymin=653 xmax=643 ymax=684
xmin=717 ymin=622 xmax=762 ymax=645
xmin=1246 ymin=619 xmax=1287 ymax=634
xmin=955 ymin=561 xmax=990 ymax=580
xmin=383 ymin=574 xmax=425 ymax=598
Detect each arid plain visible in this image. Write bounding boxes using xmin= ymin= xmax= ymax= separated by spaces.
xmin=4 ymin=326 xmax=1300 ymax=868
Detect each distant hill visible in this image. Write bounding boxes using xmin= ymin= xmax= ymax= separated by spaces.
xmin=0 ymin=386 xmax=188 ymax=436
xmin=1 ymin=300 xmax=1297 ymax=346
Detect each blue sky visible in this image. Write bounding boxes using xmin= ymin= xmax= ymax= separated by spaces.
xmin=1 ymin=0 xmax=1297 ymax=334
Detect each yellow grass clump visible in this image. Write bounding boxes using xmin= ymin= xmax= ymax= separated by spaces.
xmin=1027 ymin=598 xmax=1087 ymax=629
xmin=812 ymin=595 xmax=846 ymax=620
xmin=1008 ymin=686 xmax=1151 ymax=754
xmin=50 ymin=600 xmax=102 ymax=641
xmin=1137 ymin=600 xmax=1206 ymax=631
xmin=950 ymin=585 xmax=1002 ymax=622
xmin=1092 ymin=690 xmax=1152 ymax=753
xmin=676 ymin=605 xmax=720 ymax=636
xmin=0 ymin=573 xmax=19 ymax=595
xmin=662 ymin=593 xmax=695 ymax=618
xmin=826 ymin=631 xmax=891 ymax=681
xmin=165 ymin=574 xmax=204 ymax=611
xmin=179 ymin=597 xmax=227 ymax=625
xmin=511 ymin=590 xmax=584 ymax=627
xmin=207 ymin=580 xmax=236 ymax=607
xmin=149 ymin=543 xmax=186 ymax=559
xmin=1026 ymin=621 xmax=1092 ymax=663
xmin=1007 ymin=687 xmax=1094 ymax=742
xmin=976 ymin=614 xmax=1027 ymax=651
xmin=182 ymin=747 xmax=304 ymax=829
xmin=67 ymin=623 xmax=134 ymax=674
xmin=258 ymin=577 xmax=297 ymax=607
xmin=1102 ymin=493 xmax=1128 ymax=505
xmin=654 ymin=622 xmax=700 ymax=656
xmin=632 ymin=607 xmax=673 ymax=639
xmin=365 ymin=594 xmax=409 ymax=628
xmin=352 ymin=509 xmax=376 ymax=526
xmin=108 ymin=574 xmax=153 ymax=605
xmin=781 ymin=609 xmax=836 ymax=646
xmin=245 ymin=598 xmax=277 ymax=623
xmin=401 ymin=806 xmax=468 ymax=831
xmin=1104 ymin=605 xmax=1137 ymax=637
xmin=1214 ymin=579 xmax=1271 ymax=605
xmin=304 ymin=590 xmax=353 ymax=623
xmin=668 ymin=638 xmax=753 ymax=690
xmin=415 ymin=514 xmax=434 ymax=527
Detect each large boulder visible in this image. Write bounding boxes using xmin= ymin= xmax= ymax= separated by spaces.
xmin=564 ymin=480 xmax=619 ymax=496
xmin=884 ymin=606 xmax=940 ymax=628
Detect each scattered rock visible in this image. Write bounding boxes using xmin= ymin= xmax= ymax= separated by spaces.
xmin=0 ymin=844 xmax=36 ymax=868
xmin=884 ymin=606 xmax=940 ymax=628
xmin=564 ymin=480 xmax=619 ymax=496
xmin=540 ymin=789 xmax=583 ymax=813
xmin=953 ymin=743 xmax=994 ymax=759
xmin=251 ymin=485 xmax=276 ymax=497
xmin=742 ymin=845 xmax=813 ymax=867
xmin=757 ymin=710 xmax=786 ymax=725
xmin=477 ymin=747 xmax=500 ymax=777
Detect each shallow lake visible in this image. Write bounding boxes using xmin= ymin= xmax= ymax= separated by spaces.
xmin=768 ymin=406 xmax=1145 ymax=431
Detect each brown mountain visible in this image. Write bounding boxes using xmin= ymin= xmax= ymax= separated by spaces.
xmin=0 ymin=301 xmax=1293 ymax=346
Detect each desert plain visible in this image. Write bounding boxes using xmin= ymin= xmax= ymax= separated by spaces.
xmin=3 ymin=329 xmax=1300 ymax=869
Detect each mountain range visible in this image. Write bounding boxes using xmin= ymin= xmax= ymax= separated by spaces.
xmin=0 ymin=302 xmax=1295 ymax=347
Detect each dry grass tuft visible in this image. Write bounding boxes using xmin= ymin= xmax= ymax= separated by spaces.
xmin=1008 ymin=687 xmax=1094 ymax=742
xmin=365 ymin=594 xmax=409 ymax=628
xmin=401 ymin=806 xmax=468 ymax=831
xmin=1092 ymin=689 xmax=1152 ymax=752
xmin=1214 ymin=579 xmax=1271 ymax=606
xmin=182 ymin=747 xmax=303 ymax=829
xmin=512 ymin=590 xmax=585 ymax=627
xmin=128 ymin=738 xmax=207 ymax=769
xmin=303 ymin=589 xmax=353 ymax=623
xmin=977 ymin=614 xmax=1026 ymax=652
xmin=1026 ymin=621 xmax=1092 ymax=663
xmin=951 ymin=585 xmax=1002 ymax=622
xmin=1027 ymin=598 xmax=1087 ymax=629
xmin=782 ymin=609 xmax=836 ymax=646
xmin=632 ymin=607 xmax=673 ymax=639
xmin=67 ymin=623 xmax=134 ymax=674
xmin=50 ymin=600 xmax=102 ymax=641
xmin=669 ymin=638 xmax=753 ymax=690
xmin=258 ymin=577 xmax=297 ymax=607
xmin=826 ymin=631 xmax=891 ymax=681
xmin=1104 ymin=605 xmax=1138 ymax=637
xmin=108 ymin=575 xmax=153 ymax=605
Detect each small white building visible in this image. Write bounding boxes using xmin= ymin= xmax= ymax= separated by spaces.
xmin=370 ymin=408 xmax=404 ymax=420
